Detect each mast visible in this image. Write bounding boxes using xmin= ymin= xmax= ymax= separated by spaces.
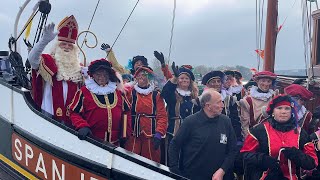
xmin=263 ymin=0 xmax=278 ymax=72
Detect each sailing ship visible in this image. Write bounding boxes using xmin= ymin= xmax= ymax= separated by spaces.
xmin=264 ymin=0 xmax=320 ymax=114
xmin=1 ymin=0 xmax=320 ymax=179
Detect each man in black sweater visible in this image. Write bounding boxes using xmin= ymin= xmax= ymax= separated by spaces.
xmin=168 ymin=89 xmax=237 ymax=180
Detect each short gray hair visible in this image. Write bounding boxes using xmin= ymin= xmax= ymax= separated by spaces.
xmin=200 ymin=91 xmax=212 ymax=108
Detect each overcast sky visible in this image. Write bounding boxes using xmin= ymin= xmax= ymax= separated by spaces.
xmin=0 ymin=0 xmax=315 ymax=70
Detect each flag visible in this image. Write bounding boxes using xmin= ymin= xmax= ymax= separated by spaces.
xmin=278 ymin=25 xmax=283 ymax=32
xmin=255 ymin=49 xmax=265 ymax=60
xmin=250 ymin=68 xmax=258 ymax=75
xmin=24 ymin=17 xmax=33 ymax=40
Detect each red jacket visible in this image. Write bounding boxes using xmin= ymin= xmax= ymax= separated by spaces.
xmin=69 ymin=86 xmax=132 ymax=144
xmin=127 ymin=86 xmax=168 ymax=138
xmin=241 ymin=121 xmax=318 ymax=180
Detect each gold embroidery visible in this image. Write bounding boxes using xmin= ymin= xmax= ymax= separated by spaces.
xmin=70 ymin=91 xmax=82 ymax=111
xmin=123 ymin=114 xmax=127 ymax=138
xmin=90 ymin=92 xmax=119 ymax=143
xmin=66 ymin=105 xmax=70 ymax=116
xmin=264 ymin=124 xmax=271 ymax=156
xmin=105 ymin=94 xmax=114 ymax=142
xmin=91 ymin=92 xmax=117 ymax=108
xmin=56 ymin=107 xmax=63 ymax=117
xmin=38 ymin=57 xmax=53 ymax=85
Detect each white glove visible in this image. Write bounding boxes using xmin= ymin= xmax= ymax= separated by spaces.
xmin=42 ymin=22 xmax=58 ymax=44
xmin=81 ymin=66 xmax=89 ymax=79
xmin=28 ymin=22 xmax=58 ymax=69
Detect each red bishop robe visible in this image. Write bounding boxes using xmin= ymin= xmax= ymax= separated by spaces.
xmin=69 ymin=86 xmax=132 ymax=144
xmin=31 ymin=54 xmax=80 ymax=125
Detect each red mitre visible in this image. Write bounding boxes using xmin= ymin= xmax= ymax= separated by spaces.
xmin=57 ymin=15 xmax=78 ymax=44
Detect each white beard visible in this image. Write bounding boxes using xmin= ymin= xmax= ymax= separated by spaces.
xmin=51 ymin=44 xmax=82 ymax=83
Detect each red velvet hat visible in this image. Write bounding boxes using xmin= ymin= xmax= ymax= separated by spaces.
xmin=57 ymin=15 xmax=78 ymax=44
xmin=284 ymin=84 xmax=313 ymax=101
xmin=134 ymin=66 xmax=154 ymax=78
xmin=88 ymin=58 xmax=113 ymax=77
xmin=253 ymin=71 xmax=277 ymax=81
xmin=181 ymin=65 xmax=193 ymax=70
xmin=266 ymin=94 xmax=294 ymax=115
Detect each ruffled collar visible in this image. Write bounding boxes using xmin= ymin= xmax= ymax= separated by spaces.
xmin=225 ymin=87 xmax=233 ymax=96
xmin=297 ymin=106 xmax=307 ymax=120
xmin=268 ymin=118 xmax=296 ymax=132
xmin=231 ymin=85 xmax=243 ymax=94
xmin=176 ymin=88 xmax=191 ymax=96
xmin=134 ymin=83 xmax=154 ymax=95
xmin=221 ymin=89 xmax=228 ymax=100
xmin=249 ymin=86 xmax=274 ymax=101
xmin=85 ymin=79 xmax=117 ymax=95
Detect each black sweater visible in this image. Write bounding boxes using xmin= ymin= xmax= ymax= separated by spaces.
xmin=168 ymin=110 xmax=237 ymax=180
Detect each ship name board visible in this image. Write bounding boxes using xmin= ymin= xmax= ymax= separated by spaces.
xmin=11 ymin=133 xmax=108 ymax=180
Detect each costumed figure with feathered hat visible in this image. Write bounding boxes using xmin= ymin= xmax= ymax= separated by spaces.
xmin=239 ymin=71 xmax=278 ymax=138
xmin=232 ymin=70 xmax=245 ymax=100
xmin=160 ymin=62 xmax=199 ymax=162
xmin=240 ymin=95 xmax=318 ymax=180
xmin=68 ymin=59 xmax=131 ymax=146
xmin=284 ymin=84 xmax=319 ymax=134
xmin=125 ymin=66 xmax=168 ymax=163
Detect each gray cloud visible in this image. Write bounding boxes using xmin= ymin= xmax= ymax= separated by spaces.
xmin=0 ymin=0 xmax=312 ymax=70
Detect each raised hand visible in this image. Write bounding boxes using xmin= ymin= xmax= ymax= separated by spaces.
xmin=154 ymin=51 xmax=165 ymax=65
xmin=171 ymin=61 xmax=179 ymax=77
xmin=42 ymin=22 xmax=58 ymax=44
xmin=101 ymin=43 xmax=111 ymax=52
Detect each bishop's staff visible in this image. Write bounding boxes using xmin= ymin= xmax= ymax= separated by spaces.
xmin=76 ymin=30 xmax=98 ymax=67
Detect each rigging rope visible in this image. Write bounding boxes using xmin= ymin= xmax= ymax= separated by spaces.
xmin=255 ymin=0 xmax=265 ymax=71
xmin=168 ymin=0 xmax=177 ymax=63
xmin=108 ymin=0 xmax=140 ymax=55
xmin=259 ymin=0 xmax=265 ymax=71
xmin=309 ymin=1 xmax=314 ymax=78
xmin=301 ymin=0 xmax=314 ymax=78
xmin=278 ymin=0 xmax=298 ymax=33
xmin=302 ymin=0 xmax=308 ymax=74
xmin=256 ymin=0 xmax=259 ymax=69
xmin=80 ymin=0 xmax=101 ymax=49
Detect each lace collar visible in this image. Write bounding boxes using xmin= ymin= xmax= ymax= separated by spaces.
xmin=249 ymin=86 xmax=274 ymax=101
xmin=134 ymin=83 xmax=154 ymax=95
xmin=231 ymin=85 xmax=243 ymax=94
xmin=176 ymin=88 xmax=191 ymax=96
xmin=85 ymin=79 xmax=117 ymax=95
xmin=297 ymin=106 xmax=307 ymax=120
xmin=221 ymin=89 xmax=228 ymax=101
xmin=225 ymin=87 xmax=233 ymax=96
